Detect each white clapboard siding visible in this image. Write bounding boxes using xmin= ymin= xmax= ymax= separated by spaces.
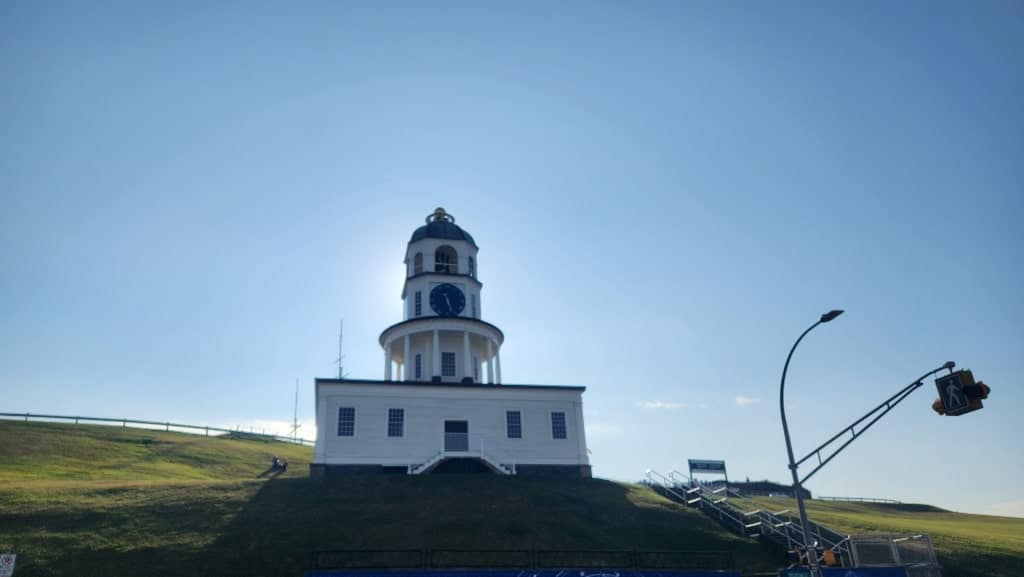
xmin=313 ymin=380 xmax=588 ymax=468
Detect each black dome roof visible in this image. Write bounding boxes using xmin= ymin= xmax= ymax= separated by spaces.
xmin=409 ymin=208 xmax=477 ymax=248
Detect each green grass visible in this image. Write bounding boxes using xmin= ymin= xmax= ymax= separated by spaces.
xmin=729 ymin=495 xmax=1024 ymax=577
xmin=0 ymin=420 xmax=311 ymax=483
xmin=1 ymin=420 xmax=1021 ymax=577
xmin=0 ymin=421 xmax=778 ymax=576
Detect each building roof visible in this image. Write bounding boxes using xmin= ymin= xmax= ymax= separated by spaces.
xmin=378 ymin=316 xmax=504 ymax=347
xmin=409 ymin=207 xmax=478 ymax=248
xmin=315 ymin=378 xmax=585 ymax=392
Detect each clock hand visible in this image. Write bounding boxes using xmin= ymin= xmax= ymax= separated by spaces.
xmin=444 ymin=294 xmax=452 ymax=309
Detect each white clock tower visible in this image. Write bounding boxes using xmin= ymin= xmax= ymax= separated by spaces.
xmin=311 ymin=207 xmax=590 ymax=477
xmin=379 ymin=207 xmax=504 ymax=384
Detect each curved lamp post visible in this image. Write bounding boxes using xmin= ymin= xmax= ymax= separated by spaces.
xmin=779 ymin=309 xmax=843 ymax=577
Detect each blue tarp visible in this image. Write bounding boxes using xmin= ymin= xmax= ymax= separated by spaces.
xmin=781 ymin=568 xmax=907 ymax=577
xmin=822 ymin=568 xmax=907 ymax=577
xmin=308 ymin=571 xmax=740 ymax=577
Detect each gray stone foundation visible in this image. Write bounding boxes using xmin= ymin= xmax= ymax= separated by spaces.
xmin=515 ymin=464 xmax=592 ymax=478
xmin=309 ymin=464 xmax=407 ymax=477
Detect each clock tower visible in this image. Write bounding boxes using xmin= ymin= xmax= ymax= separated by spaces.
xmin=379 ymin=208 xmax=504 ymax=384
xmin=313 ymin=206 xmax=590 ymax=477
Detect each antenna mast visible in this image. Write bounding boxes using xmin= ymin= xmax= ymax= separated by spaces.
xmin=290 ymin=378 xmax=301 ymax=441
xmin=335 ymin=319 xmax=348 ymax=379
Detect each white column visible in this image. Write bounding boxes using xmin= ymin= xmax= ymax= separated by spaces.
xmin=432 ymin=330 xmax=441 ymax=380
xmin=384 ymin=343 xmax=392 ymax=381
xmin=403 ymin=335 xmax=411 ymax=382
xmin=486 ymin=339 xmax=495 ymax=384
xmin=495 ymin=348 xmax=502 ymax=384
xmin=463 ymin=332 xmax=472 ymax=381
xmin=314 ymin=393 xmax=327 ymax=463
xmin=574 ymin=399 xmax=589 ymax=465
xmin=426 ymin=332 xmax=433 ymax=379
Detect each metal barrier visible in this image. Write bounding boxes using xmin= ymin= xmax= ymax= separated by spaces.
xmin=309 ymin=550 xmax=424 ymax=569
xmin=0 ymin=412 xmax=315 ymax=446
xmin=849 ymin=534 xmax=941 ymax=577
xmin=818 ymin=496 xmax=902 ymax=504
xmin=431 ymin=550 xmax=532 ymax=568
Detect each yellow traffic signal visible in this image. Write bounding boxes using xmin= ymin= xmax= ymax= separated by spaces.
xmin=933 ymin=369 xmax=990 ymax=416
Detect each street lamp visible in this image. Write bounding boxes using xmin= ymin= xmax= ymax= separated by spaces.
xmin=776 ymin=313 xmax=973 ymax=575
xmin=779 ymin=309 xmax=843 ymax=577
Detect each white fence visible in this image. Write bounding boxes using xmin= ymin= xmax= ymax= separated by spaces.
xmin=0 ymin=412 xmax=315 ymax=446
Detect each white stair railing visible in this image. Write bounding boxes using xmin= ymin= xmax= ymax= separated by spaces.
xmin=647 ymin=470 xmax=747 ymax=532
xmin=645 ymin=470 xmax=691 ymax=503
xmin=754 ymin=508 xmax=851 ymax=565
xmin=408 ymin=451 xmax=444 ymax=475
xmin=408 ymin=438 xmax=517 ymax=476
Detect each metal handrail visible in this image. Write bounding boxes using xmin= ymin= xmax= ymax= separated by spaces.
xmin=645 ymin=470 xmax=691 ymax=504
xmin=648 ymin=468 xmax=854 ymax=566
xmin=0 ymin=412 xmax=315 ymax=446
xmin=668 ymin=470 xmax=691 ymax=485
xmin=760 ymin=508 xmax=850 ymax=561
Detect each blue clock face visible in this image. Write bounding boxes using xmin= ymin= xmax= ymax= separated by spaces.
xmin=429 ymin=283 xmax=465 ymax=316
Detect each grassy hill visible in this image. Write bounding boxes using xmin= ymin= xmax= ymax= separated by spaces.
xmin=729 ymin=495 xmax=1024 ymax=577
xmin=0 ymin=420 xmax=776 ymax=576
xmin=0 ymin=420 xmax=1021 ymax=577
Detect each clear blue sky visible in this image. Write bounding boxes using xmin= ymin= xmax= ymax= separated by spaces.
xmin=2 ymin=1 xmax=1021 ymax=516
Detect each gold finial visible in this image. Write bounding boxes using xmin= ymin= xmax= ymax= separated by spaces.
xmin=426 ymin=207 xmax=455 ymax=224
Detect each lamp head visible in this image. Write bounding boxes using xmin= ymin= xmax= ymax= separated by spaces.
xmin=820 ymin=309 xmax=844 ymax=323
xmin=943 ymin=361 xmax=955 ymax=371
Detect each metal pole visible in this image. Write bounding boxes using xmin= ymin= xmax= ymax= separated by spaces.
xmin=780 ymin=318 xmax=826 ymax=577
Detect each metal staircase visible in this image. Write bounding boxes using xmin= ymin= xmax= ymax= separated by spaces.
xmin=645 ymin=469 xmax=852 ymax=567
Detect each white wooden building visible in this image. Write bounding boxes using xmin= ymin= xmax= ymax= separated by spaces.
xmin=310 ymin=208 xmax=591 ymax=477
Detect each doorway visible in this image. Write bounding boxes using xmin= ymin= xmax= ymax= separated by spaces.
xmin=444 ymin=420 xmax=468 ymax=452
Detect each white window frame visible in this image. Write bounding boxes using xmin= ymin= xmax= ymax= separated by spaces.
xmin=337 ymin=406 xmax=356 ymax=437
xmin=551 ymin=411 xmax=567 ymax=439
xmin=387 ymin=408 xmax=404 ymax=438
xmin=506 ymin=410 xmax=523 ymax=439
xmin=441 ymin=352 xmax=456 ymax=377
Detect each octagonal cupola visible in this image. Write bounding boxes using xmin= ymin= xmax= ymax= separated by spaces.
xmin=381 ymin=208 xmax=503 ymax=385
xmin=402 ymin=208 xmax=482 ymax=321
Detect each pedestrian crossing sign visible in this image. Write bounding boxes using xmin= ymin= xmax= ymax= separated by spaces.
xmin=935 ymin=371 xmax=970 ymax=416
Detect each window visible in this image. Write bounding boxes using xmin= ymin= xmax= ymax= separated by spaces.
xmin=387 ymin=408 xmax=404 ymax=437
xmin=337 ymin=407 xmax=355 ymax=437
xmin=551 ymin=411 xmax=567 ymax=439
xmin=468 ymin=256 xmax=475 ymax=278
xmin=435 ymin=245 xmax=457 ymax=274
xmin=506 ymin=411 xmax=522 ymax=438
xmin=473 ymin=355 xmax=479 ymax=382
xmin=414 ymin=291 xmax=422 ymax=316
xmin=414 ymin=353 xmax=422 ymax=379
xmin=471 ymin=295 xmax=477 ymax=318
xmin=413 ymin=252 xmax=423 ymax=274
xmin=441 ymin=352 xmax=456 ymax=377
